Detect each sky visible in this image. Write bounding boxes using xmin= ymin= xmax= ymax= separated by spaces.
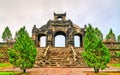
xmin=0 ymin=0 xmax=120 ymax=42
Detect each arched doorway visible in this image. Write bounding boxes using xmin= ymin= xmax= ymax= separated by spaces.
xmin=74 ymin=36 xmax=80 ymax=47
xmin=54 ymin=31 xmax=66 ymax=47
xmin=74 ymin=34 xmax=83 ymax=47
xmin=40 ymin=36 xmax=46 ymax=47
xmin=38 ymin=34 xmax=46 ymax=47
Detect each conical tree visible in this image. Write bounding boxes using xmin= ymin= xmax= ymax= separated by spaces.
xmin=2 ymin=26 xmax=12 ymax=45
xmin=8 ymin=26 xmax=37 ymax=73
xmin=95 ymin=27 xmax=103 ymax=40
xmin=82 ymin=24 xmax=110 ymax=73
xmin=106 ymin=28 xmax=116 ymax=42
xmin=118 ymin=35 xmax=120 ymax=42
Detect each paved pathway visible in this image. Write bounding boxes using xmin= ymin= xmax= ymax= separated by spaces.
xmin=0 ymin=67 xmax=120 ymax=75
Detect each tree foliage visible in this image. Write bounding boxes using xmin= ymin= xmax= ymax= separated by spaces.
xmin=2 ymin=26 xmax=12 ymax=44
xmin=106 ymin=28 xmax=116 ymax=42
xmin=118 ymin=35 xmax=120 ymax=42
xmin=8 ymin=26 xmax=37 ymax=73
xmin=82 ymin=24 xmax=110 ymax=73
xmin=95 ymin=27 xmax=103 ymax=40
xmin=115 ymin=51 xmax=120 ymax=63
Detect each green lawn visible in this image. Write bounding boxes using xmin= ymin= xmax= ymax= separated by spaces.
xmin=0 ymin=63 xmax=21 ymax=75
xmin=0 ymin=63 xmax=12 ymax=68
xmin=111 ymin=64 xmax=120 ymax=68
xmin=0 ymin=72 xmax=19 ymax=75
xmin=0 ymin=63 xmax=12 ymax=69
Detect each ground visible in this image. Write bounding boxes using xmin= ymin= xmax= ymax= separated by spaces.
xmin=0 ymin=63 xmax=120 ymax=75
xmin=1 ymin=67 xmax=120 ymax=75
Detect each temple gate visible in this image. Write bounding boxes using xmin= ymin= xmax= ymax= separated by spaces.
xmin=32 ymin=13 xmax=87 ymax=67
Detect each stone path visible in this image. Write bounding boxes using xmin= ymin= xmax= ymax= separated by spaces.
xmin=0 ymin=67 xmax=120 ymax=75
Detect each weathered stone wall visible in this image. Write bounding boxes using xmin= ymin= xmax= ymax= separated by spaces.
xmin=0 ymin=47 xmax=9 ymax=62
xmin=104 ymin=42 xmax=120 ymax=49
xmin=104 ymin=42 xmax=120 ymax=64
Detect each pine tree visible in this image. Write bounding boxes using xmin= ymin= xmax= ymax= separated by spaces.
xmin=106 ymin=28 xmax=116 ymax=42
xmin=95 ymin=27 xmax=103 ymax=40
xmin=2 ymin=26 xmax=12 ymax=45
xmin=118 ymin=35 xmax=120 ymax=42
xmin=8 ymin=26 xmax=37 ymax=73
xmin=82 ymin=24 xmax=110 ymax=73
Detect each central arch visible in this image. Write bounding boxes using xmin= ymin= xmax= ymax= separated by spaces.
xmin=54 ymin=31 xmax=66 ymax=47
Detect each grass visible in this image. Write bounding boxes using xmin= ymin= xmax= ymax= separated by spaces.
xmin=0 ymin=63 xmax=21 ymax=75
xmin=0 ymin=63 xmax=13 ymax=68
xmin=111 ymin=64 xmax=120 ymax=68
xmin=0 ymin=72 xmax=19 ymax=75
xmin=85 ymin=71 xmax=120 ymax=75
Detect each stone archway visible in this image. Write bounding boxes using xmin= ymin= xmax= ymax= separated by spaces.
xmin=54 ymin=31 xmax=66 ymax=47
xmin=32 ymin=13 xmax=87 ymax=67
xmin=74 ymin=34 xmax=83 ymax=47
xmin=38 ymin=34 xmax=46 ymax=47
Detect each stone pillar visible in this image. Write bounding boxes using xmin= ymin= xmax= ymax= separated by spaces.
xmin=53 ymin=35 xmax=55 ymax=47
xmin=69 ymin=33 xmax=74 ymax=47
xmin=47 ymin=34 xmax=53 ymax=47
xmin=32 ymin=33 xmax=36 ymax=45
xmin=67 ymin=28 xmax=74 ymax=47
xmin=35 ymin=35 xmax=39 ymax=47
xmin=80 ymin=35 xmax=83 ymax=47
xmin=65 ymin=34 xmax=67 ymax=47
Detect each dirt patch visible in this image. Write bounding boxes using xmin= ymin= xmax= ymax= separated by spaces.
xmin=1 ymin=68 xmax=86 ymax=75
xmin=84 ymin=71 xmax=120 ymax=75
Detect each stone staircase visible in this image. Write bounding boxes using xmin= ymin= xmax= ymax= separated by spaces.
xmin=47 ymin=47 xmax=72 ymax=67
xmin=34 ymin=47 xmax=87 ymax=67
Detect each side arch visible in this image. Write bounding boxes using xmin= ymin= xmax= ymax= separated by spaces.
xmin=74 ymin=33 xmax=83 ymax=47
xmin=38 ymin=34 xmax=46 ymax=47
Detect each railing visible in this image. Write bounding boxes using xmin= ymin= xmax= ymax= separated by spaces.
xmin=44 ymin=46 xmax=49 ymax=57
xmin=70 ymin=46 xmax=77 ymax=61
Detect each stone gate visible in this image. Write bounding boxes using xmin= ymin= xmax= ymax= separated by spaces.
xmin=32 ymin=13 xmax=87 ymax=67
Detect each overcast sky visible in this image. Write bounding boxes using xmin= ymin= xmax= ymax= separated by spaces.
xmin=0 ymin=0 xmax=120 ymax=42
